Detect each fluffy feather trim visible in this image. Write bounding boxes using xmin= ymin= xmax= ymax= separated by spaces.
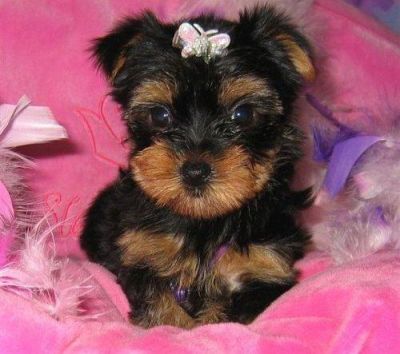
xmin=0 ymin=216 xmax=109 ymax=321
xmin=310 ymin=122 xmax=400 ymax=263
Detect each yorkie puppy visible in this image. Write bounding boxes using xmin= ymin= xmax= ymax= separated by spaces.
xmin=81 ymin=5 xmax=314 ymax=328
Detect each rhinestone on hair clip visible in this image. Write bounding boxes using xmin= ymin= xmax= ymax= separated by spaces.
xmin=172 ymin=22 xmax=230 ymax=63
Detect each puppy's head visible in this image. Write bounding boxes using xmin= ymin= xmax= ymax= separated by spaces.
xmin=93 ymin=6 xmax=314 ymax=219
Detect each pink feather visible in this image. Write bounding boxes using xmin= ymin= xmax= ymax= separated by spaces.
xmin=0 ymin=97 xmax=113 ymax=321
xmin=0 ymin=180 xmax=15 ymax=266
xmin=0 ymin=216 xmax=111 ymax=321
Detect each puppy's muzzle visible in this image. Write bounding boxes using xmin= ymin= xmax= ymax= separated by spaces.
xmin=180 ymin=160 xmax=212 ymax=188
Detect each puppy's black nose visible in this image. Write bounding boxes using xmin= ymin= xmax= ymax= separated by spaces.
xmin=181 ymin=161 xmax=212 ymax=187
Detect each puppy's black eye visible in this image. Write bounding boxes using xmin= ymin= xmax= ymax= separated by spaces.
xmin=231 ymin=104 xmax=254 ymax=125
xmin=150 ymin=106 xmax=172 ymax=128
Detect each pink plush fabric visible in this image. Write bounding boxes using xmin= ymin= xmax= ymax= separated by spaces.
xmin=310 ymin=0 xmax=400 ymax=131
xmin=1 ymin=0 xmax=400 ymax=353
xmin=0 ymin=251 xmax=399 ymax=353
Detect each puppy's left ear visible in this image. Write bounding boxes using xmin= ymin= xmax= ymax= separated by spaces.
xmin=237 ymin=6 xmax=315 ymax=82
xmin=274 ymin=33 xmax=315 ymax=82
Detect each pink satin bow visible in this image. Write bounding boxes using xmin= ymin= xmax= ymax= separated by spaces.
xmin=0 ymin=95 xmax=67 ymax=148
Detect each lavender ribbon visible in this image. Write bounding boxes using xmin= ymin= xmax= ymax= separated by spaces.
xmin=324 ymin=135 xmax=384 ymax=196
xmin=307 ymin=94 xmax=385 ymax=196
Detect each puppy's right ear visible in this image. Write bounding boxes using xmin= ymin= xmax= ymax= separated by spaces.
xmin=92 ymin=19 xmax=141 ymax=82
xmin=92 ymin=13 xmax=157 ymax=83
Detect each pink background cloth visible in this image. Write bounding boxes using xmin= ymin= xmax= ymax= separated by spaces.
xmin=1 ymin=0 xmax=400 ymax=353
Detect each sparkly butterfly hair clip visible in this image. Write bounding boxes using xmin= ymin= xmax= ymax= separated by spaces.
xmin=172 ymin=22 xmax=231 ymax=63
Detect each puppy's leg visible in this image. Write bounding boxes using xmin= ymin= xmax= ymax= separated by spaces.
xmin=119 ymin=268 xmax=195 ymax=329
xmin=196 ymin=281 xmax=294 ymax=325
xmin=227 ymin=280 xmax=295 ymax=324
xmin=195 ymin=300 xmax=229 ymax=325
xmin=212 ymin=244 xmax=296 ymax=324
xmin=134 ymin=291 xmax=196 ymax=329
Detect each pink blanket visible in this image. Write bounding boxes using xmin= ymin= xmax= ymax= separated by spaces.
xmin=1 ymin=252 xmax=399 ymax=353
xmin=1 ymin=0 xmax=400 ymax=352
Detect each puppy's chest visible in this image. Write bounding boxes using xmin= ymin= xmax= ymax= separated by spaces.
xmin=117 ymin=230 xmax=293 ymax=295
xmin=117 ymin=230 xmax=225 ymax=289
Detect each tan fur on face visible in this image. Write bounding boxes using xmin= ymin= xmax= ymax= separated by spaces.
xmin=131 ymin=79 xmax=176 ymax=107
xmin=212 ymin=245 xmax=294 ymax=292
xmin=131 ymin=142 xmax=276 ymax=218
xmin=219 ymin=76 xmax=282 ymax=114
xmin=276 ymin=34 xmax=315 ymax=82
xmin=219 ymin=76 xmax=269 ymax=105
xmin=118 ymin=230 xmax=198 ymax=288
